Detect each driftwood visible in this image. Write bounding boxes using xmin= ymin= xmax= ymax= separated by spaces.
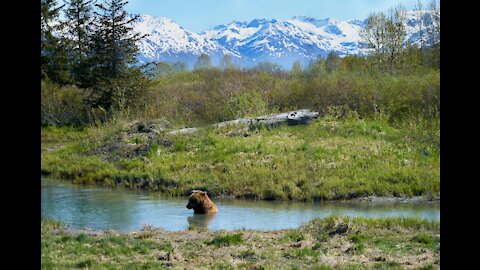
xmin=168 ymin=109 xmax=319 ymax=135
xmin=168 ymin=127 xmax=198 ymax=135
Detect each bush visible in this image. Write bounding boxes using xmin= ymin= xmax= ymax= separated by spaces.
xmin=41 ymin=80 xmax=91 ymax=126
xmin=224 ymin=91 xmax=268 ymax=119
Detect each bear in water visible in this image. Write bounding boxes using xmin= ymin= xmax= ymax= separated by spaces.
xmin=186 ymin=190 xmax=218 ymax=214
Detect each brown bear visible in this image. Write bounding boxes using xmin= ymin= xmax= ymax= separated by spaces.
xmin=186 ymin=190 xmax=218 ymax=214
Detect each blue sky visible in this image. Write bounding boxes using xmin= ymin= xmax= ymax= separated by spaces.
xmin=126 ymin=0 xmax=429 ymax=33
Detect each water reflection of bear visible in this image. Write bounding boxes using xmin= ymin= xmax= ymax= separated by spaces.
xmin=186 ymin=190 xmax=218 ymax=230
xmin=187 ymin=213 xmax=217 ymax=230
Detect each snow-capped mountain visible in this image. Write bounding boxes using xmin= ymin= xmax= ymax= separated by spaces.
xmin=134 ymin=10 xmax=438 ymax=69
xmin=134 ymin=15 xmax=238 ymax=66
xmin=403 ymin=10 xmax=439 ymax=47
xmin=203 ymin=16 xmax=367 ymax=67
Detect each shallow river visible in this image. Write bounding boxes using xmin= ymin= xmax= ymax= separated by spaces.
xmin=41 ymin=178 xmax=439 ymax=231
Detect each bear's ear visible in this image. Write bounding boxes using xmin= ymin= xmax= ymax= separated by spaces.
xmin=199 ymin=191 xmax=207 ymax=196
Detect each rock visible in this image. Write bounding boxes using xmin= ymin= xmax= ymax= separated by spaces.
xmin=290 ymin=242 xmax=303 ymax=248
xmin=157 ymin=251 xmax=169 ymax=261
xmin=328 ymin=223 xmax=349 ymax=236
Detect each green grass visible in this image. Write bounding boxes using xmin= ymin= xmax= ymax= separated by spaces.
xmin=282 ymin=231 xmax=305 ymax=242
xmin=348 ymin=233 xmax=366 ymax=253
xmin=207 ymin=233 xmax=244 ymax=247
xmin=41 ymin=216 xmax=440 ymax=269
xmin=41 ymin=110 xmax=439 ymax=201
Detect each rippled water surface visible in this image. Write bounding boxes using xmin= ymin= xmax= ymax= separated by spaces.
xmin=41 ymin=178 xmax=439 ymax=231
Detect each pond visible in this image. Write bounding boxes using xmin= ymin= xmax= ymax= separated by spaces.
xmin=41 ymin=178 xmax=439 ymax=231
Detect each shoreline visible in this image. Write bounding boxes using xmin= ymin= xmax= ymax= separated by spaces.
xmin=42 ymin=176 xmax=440 ymax=203
xmin=42 ymin=216 xmax=440 ymax=269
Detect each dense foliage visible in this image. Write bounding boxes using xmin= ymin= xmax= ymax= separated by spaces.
xmin=41 ymin=0 xmax=148 ymax=115
xmin=42 ymin=58 xmax=439 ymax=128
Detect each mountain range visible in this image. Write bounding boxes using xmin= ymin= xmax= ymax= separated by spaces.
xmin=133 ymin=10 xmax=438 ymax=69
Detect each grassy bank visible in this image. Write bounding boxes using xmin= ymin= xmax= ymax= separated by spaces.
xmin=41 ymin=216 xmax=440 ymax=269
xmin=41 ymin=109 xmax=439 ymax=201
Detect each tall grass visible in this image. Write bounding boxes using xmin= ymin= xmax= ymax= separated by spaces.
xmin=138 ymin=69 xmax=439 ymax=127
xmin=41 ymin=67 xmax=439 ymax=128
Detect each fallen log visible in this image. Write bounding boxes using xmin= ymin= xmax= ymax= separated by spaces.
xmin=168 ymin=109 xmax=319 ymax=135
xmin=215 ymin=109 xmax=319 ymax=128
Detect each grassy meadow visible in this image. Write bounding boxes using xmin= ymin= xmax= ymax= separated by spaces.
xmin=42 ymin=55 xmax=440 ymax=202
xmin=41 ymin=104 xmax=439 ymax=201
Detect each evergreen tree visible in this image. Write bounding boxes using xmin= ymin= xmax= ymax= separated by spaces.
xmin=87 ymin=0 xmax=147 ymax=110
xmin=64 ymin=0 xmax=96 ymax=87
xmin=90 ymin=0 xmax=143 ymax=80
xmin=41 ymin=0 xmax=71 ymax=84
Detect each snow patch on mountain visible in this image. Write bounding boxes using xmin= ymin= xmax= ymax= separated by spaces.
xmin=132 ymin=10 xmax=438 ymax=69
xmin=134 ymin=15 xmax=238 ymax=66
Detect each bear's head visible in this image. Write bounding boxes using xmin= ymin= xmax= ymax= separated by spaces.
xmin=186 ymin=190 xmax=218 ymax=214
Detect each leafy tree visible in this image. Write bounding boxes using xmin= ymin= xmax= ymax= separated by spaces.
xmin=305 ymin=57 xmax=326 ymax=78
xmin=326 ymin=52 xmax=342 ymax=72
xmin=171 ymin=61 xmax=188 ymax=72
xmin=427 ymin=0 xmax=440 ymax=68
xmin=154 ymin=61 xmax=173 ymax=77
xmin=361 ymin=5 xmax=407 ymax=73
xmin=414 ymin=0 xmax=425 ymax=62
xmin=152 ymin=61 xmax=189 ymax=77
xmin=220 ymin=54 xmax=235 ymax=70
xmin=340 ymin=55 xmax=369 ymax=73
xmin=361 ymin=11 xmax=387 ymax=57
xmin=291 ymin=60 xmax=302 ymax=77
xmin=194 ymin=53 xmax=212 ymax=70
xmin=384 ymin=5 xmax=407 ymax=73
xmin=428 ymin=0 xmax=440 ymax=46
xmin=253 ymin=61 xmax=282 ymax=74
